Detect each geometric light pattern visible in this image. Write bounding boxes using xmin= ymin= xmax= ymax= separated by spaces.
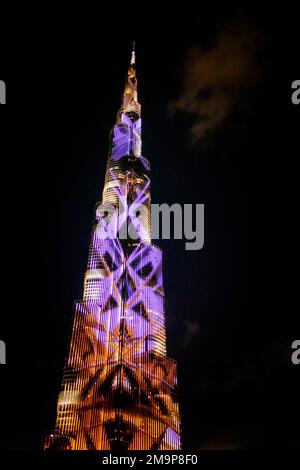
xmin=44 ymin=45 xmax=181 ymax=450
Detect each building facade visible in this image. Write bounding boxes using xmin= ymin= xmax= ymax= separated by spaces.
xmin=44 ymin=46 xmax=181 ymax=450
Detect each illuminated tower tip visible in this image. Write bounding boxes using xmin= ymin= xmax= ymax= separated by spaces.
xmin=131 ymin=41 xmax=136 ymax=65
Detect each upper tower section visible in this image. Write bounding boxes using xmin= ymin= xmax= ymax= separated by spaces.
xmin=119 ymin=42 xmax=141 ymax=122
xmin=107 ymin=43 xmax=144 ymax=164
xmin=102 ymin=44 xmax=151 ymax=243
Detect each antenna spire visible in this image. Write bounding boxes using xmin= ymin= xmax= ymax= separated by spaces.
xmin=131 ymin=41 xmax=136 ymax=65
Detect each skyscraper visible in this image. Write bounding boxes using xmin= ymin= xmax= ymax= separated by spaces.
xmin=44 ymin=45 xmax=181 ymax=451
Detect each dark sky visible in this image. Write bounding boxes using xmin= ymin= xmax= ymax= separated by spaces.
xmin=0 ymin=6 xmax=299 ymax=450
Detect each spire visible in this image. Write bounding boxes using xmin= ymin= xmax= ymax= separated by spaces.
xmin=119 ymin=42 xmax=141 ymax=121
xmin=131 ymin=41 xmax=136 ymax=65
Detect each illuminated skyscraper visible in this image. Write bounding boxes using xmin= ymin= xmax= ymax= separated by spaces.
xmin=44 ymin=45 xmax=181 ymax=450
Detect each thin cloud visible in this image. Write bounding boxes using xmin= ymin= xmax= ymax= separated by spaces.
xmin=182 ymin=319 xmax=201 ymax=348
xmin=169 ymin=21 xmax=262 ymax=142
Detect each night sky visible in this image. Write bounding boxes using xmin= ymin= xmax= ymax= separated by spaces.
xmin=0 ymin=6 xmax=299 ymax=450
